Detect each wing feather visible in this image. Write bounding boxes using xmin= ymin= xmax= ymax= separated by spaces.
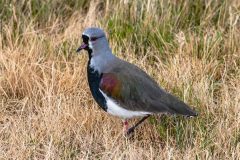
xmin=100 ymin=59 xmax=197 ymax=116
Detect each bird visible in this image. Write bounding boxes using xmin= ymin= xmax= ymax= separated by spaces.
xmin=76 ymin=27 xmax=197 ymax=135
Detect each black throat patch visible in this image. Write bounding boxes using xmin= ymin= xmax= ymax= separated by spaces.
xmin=86 ymin=49 xmax=107 ymax=111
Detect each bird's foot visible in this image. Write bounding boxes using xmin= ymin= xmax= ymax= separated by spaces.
xmin=126 ymin=127 xmax=135 ymax=135
xmin=122 ymin=120 xmax=135 ymax=137
xmin=123 ymin=120 xmax=130 ymax=135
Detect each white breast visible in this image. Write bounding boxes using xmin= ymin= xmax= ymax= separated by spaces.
xmin=99 ymin=90 xmax=151 ymax=119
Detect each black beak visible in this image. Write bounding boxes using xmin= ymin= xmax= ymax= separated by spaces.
xmin=76 ymin=43 xmax=88 ymax=52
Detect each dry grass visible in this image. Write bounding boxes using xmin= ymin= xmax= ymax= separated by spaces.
xmin=0 ymin=0 xmax=240 ymax=159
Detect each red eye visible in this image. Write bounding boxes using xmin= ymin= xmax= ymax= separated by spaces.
xmin=90 ymin=37 xmax=98 ymax=41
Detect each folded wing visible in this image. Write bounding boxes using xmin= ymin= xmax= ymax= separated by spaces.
xmin=100 ymin=60 xmax=197 ymax=116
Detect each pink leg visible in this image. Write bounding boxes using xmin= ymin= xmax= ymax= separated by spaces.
xmin=123 ymin=120 xmax=129 ymax=133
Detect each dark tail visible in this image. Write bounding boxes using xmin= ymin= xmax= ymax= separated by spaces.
xmin=167 ymin=94 xmax=198 ymax=117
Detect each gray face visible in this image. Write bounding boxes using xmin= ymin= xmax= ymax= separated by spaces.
xmin=76 ymin=27 xmax=106 ymax=52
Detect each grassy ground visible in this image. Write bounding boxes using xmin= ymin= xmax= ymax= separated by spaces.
xmin=0 ymin=0 xmax=239 ymax=159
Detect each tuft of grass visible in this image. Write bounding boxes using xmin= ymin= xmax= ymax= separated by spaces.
xmin=0 ymin=0 xmax=240 ymax=159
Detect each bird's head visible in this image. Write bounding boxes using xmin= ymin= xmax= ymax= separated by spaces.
xmin=77 ymin=27 xmax=110 ymax=57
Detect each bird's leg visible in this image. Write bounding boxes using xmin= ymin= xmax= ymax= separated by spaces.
xmin=122 ymin=120 xmax=129 ymax=134
xmin=126 ymin=115 xmax=150 ymax=135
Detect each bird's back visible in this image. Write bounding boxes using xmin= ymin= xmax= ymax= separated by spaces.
xmin=102 ymin=57 xmax=197 ymax=116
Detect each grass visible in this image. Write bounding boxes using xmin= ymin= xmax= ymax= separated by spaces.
xmin=0 ymin=0 xmax=239 ymax=159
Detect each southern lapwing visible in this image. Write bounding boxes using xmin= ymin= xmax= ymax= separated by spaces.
xmin=77 ymin=27 xmax=197 ymax=135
